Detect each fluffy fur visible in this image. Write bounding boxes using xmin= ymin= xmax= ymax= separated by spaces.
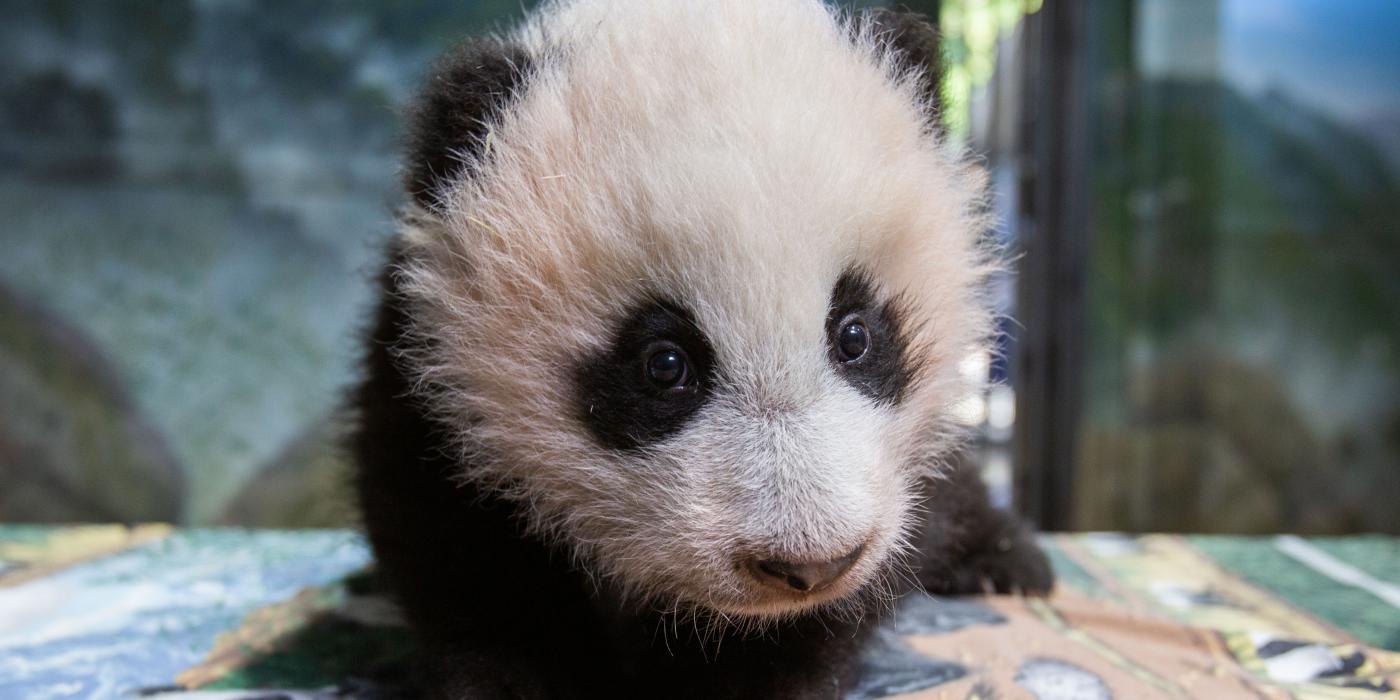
xmin=354 ymin=1 xmax=1051 ymax=697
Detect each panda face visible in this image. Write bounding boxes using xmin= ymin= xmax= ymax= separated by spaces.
xmin=564 ymin=266 xmax=922 ymax=616
xmin=394 ymin=0 xmax=993 ymax=622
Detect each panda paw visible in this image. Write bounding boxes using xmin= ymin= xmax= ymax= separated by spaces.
xmin=924 ymin=533 xmax=1055 ymax=597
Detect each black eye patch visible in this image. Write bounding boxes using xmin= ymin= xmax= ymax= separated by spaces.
xmin=575 ymin=300 xmax=715 ymax=451
xmin=826 ymin=270 xmax=917 ymax=405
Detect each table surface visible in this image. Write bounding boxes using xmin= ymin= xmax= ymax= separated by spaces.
xmin=1 ymin=527 xmax=1397 ymax=699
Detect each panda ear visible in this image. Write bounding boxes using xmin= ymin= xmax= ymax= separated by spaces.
xmin=856 ymin=8 xmax=943 ymax=116
xmin=405 ymin=38 xmax=534 ymax=210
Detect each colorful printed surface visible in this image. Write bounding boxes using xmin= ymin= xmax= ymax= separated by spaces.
xmin=1 ymin=527 xmax=1396 ymax=699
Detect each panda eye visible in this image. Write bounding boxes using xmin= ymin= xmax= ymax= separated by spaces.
xmin=836 ymin=316 xmax=870 ymax=362
xmin=645 ymin=345 xmax=692 ymax=390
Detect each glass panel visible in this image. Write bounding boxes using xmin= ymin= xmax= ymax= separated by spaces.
xmin=1073 ymin=0 xmax=1400 ymax=532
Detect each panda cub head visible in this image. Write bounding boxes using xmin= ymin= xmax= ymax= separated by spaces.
xmin=394 ymin=0 xmax=993 ymax=624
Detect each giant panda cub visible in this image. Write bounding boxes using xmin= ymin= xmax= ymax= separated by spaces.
xmin=353 ymin=0 xmax=1052 ymax=696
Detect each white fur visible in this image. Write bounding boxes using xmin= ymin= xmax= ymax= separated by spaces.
xmin=395 ymin=0 xmax=995 ymax=623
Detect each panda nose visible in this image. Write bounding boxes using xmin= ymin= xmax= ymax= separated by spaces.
xmin=745 ymin=544 xmax=865 ymax=593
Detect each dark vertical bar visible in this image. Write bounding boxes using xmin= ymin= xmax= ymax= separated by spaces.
xmin=1012 ymin=0 xmax=1088 ymax=531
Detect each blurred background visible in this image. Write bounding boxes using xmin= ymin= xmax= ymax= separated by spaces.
xmin=0 ymin=0 xmax=1396 ymax=534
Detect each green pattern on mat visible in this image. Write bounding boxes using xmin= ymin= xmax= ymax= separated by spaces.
xmin=204 ymin=617 xmax=415 ymax=689
xmin=1307 ymin=536 xmax=1400 ymax=593
xmin=0 ymin=525 xmax=60 ymax=546
xmin=1190 ymin=535 xmax=1400 ymax=651
xmin=1038 ymin=535 xmax=1112 ymax=600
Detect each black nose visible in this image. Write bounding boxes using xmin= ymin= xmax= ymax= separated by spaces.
xmin=746 ymin=544 xmax=865 ymax=593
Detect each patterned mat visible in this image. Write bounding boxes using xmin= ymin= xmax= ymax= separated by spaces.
xmin=1 ymin=527 xmax=1396 ymax=699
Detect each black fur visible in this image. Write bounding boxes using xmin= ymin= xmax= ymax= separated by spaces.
xmin=913 ymin=454 xmax=1055 ymax=596
xmin=826 ymin=269 xmax=918 ymax=405
xmin=857 ymin=7 xmax=944 ymax=115
xmin=354 ymin=250 xmax=618 ymax=698
xmin=405 ymin=38 xmax=534 ymax=209
xmin=574 ymin=300 xmax=717 ymax=451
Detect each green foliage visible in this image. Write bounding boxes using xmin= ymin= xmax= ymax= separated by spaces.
xmin=939 ymin=0 xmax=1041 ymax=140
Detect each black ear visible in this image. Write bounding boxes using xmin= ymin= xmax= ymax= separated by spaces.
xmin=857 ymin=8 xmax=943 ymax=115
xmin=405 ymin=38 xmax=534 ymax=209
